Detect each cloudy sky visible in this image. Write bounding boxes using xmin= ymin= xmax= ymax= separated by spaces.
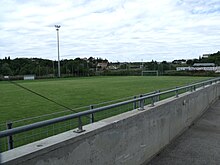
xmin=0 ymin=0 xmax=220 ymax=62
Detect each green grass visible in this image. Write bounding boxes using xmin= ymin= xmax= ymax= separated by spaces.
xmin=0 ymin=76 xmax=210 ymax=123
xmin=0 ymin=76 xmax=214 ymax=152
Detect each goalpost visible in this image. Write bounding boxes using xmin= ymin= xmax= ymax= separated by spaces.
xmin=142 ymin=70 xmax=159 ymax=76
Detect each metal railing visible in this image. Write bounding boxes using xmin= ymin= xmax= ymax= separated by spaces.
xmin=0 ymin=77 xmax=219 ymax=152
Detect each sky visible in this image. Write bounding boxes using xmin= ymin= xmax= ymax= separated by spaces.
xmin=0 ymin=0 xmax=220 ymax=62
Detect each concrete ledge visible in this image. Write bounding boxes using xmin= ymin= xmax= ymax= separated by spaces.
xmin=1 ymin=84 xmax=220 ymax=165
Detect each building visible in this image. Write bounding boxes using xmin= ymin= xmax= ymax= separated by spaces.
xmin=96 ymin=62 xmax=108 ymax=70
xmin=176 ymin=63 xmax=220 ymax=72
xmin=202 ymin=54 xmax=211 ymax=58
xmin=193 ymin=63 xmax=215 ymax=67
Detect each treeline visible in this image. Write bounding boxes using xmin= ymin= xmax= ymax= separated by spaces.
xmin=173 ymin=51 xmax=220 ymax=66
xmin=1 ymin=51 xmax=220 ymax=77
xmin=0 ymin=57 xmax=177 ymax=77
xmin=187 ymin=51 xmax=220 ymax=66
xmin=0 ymin=57 xmax=108 ymax=77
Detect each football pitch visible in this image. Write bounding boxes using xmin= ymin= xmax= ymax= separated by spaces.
xmin=0 ymin=76 xmax=211 ymax=123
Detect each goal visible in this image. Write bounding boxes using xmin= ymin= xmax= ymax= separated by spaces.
xmin=142 ymin=70 xmax=159 ymax=76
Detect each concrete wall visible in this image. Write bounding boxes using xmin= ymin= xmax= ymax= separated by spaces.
xmin=1 ymin=83 xmax=220 ymax=165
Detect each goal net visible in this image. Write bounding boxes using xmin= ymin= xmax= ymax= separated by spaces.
xmin=142 ymin=70 xmax=159 ymax=76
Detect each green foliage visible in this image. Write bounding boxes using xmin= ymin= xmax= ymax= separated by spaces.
xmin=0 ymin=57 xmax=109 ymax=77
xmin=184 ymin=51 xmax=220 ymax=66
xmin=201 ymin=51 xmax=220 ymax=65
xmin=1 ymin=63 xmax=13 ymax=75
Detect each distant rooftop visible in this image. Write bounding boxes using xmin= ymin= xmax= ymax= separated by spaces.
xmin=202 ymin=54 xmax=211 ymax=58
xmin=193 ymin=63 xmax=215 ymax=67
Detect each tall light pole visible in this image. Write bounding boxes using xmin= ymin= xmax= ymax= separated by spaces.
xmin=55 ymin=25 xmax=61 ymax=78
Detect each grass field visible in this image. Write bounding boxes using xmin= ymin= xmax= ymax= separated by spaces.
xmin=0 ymin=76 xmax=211 ymax=123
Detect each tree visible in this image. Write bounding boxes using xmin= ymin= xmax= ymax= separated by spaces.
xmin=1 ymin=63 xmax=13 ymax=75
xmin=186 ymin=59 xmax=193 ymax=66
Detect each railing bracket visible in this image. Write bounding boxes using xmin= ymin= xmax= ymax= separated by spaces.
xmin=74 ymin=129 xmax=85 ymax=133
xmin=138 ymin=107 xmax=145 ymax=111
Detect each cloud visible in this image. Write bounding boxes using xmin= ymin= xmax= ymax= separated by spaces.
xmin=0 ymin=0 xmax=220 ymax=62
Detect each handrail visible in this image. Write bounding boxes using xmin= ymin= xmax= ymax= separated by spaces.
xmin=0 ymin=77 xmax=219 ymax=139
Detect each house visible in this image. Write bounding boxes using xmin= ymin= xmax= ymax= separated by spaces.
xmin=202 ymin=54 xmax=211 ymax=58
xmin=96 ymin=62 xmax=108 ymax=70
xmin=172 ymin=59 xmax=186 ymax=64
xmin=107 ymin=65 xmax=118 ymax=70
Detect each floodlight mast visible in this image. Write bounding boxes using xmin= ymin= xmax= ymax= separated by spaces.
xmin=55 ymin=25 xmax=61 ymax=78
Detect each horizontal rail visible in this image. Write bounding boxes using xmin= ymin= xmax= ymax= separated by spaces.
xmin=0 ymin=77 xmax=219 ymax=139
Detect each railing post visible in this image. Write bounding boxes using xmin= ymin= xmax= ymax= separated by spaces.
xmin=74 ymin=117 xmax=85 ymax=133
xmin=193 ymin=85 xmax=196 ymax=91
xmin=150 ymin=96 xmax=154 ymax=106
xmin=90 ymin=105 xmax=94 ymax=123
xmin=139 ymin=95 xmax=144 ymax=110
xmin=157 ymin=90 xmax=160 ymax=102
xmin=6 ymin=121 xmax=14 ymax=150
xmin=175 ymin=87 xmax=179 ymax=98
xmin=133 ymin=96 xmax=137 ymax=109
